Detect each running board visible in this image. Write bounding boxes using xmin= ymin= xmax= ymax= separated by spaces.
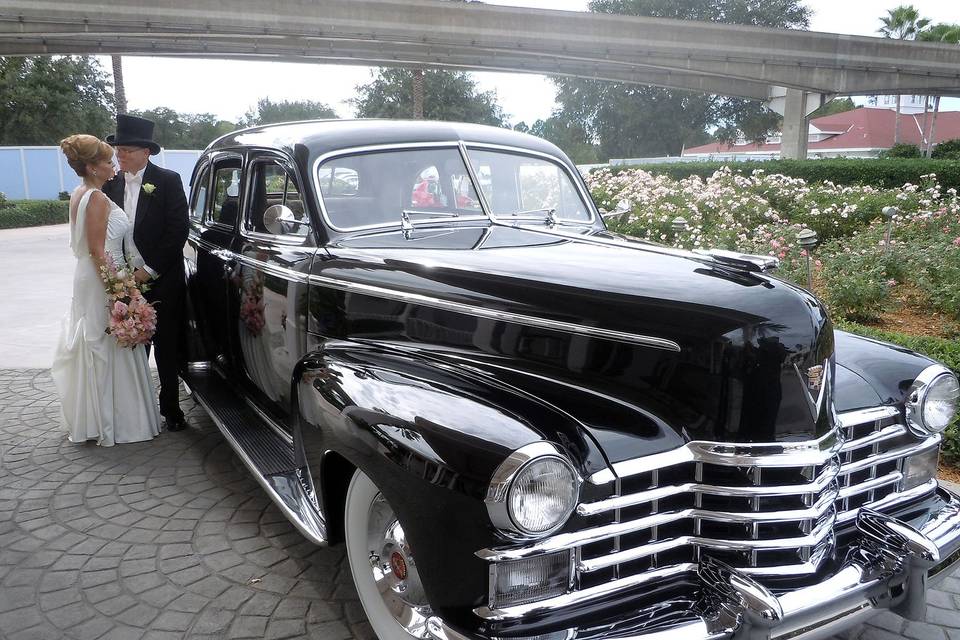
xmin=182 ymin=367 xmax=328 ymax=546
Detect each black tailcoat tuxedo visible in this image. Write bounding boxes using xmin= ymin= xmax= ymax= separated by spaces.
xmin=103 ymin=161 xmax=189 ymax=421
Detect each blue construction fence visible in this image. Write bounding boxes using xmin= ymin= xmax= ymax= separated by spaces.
xmin=0 ymin=147 xmax=202 ymax=200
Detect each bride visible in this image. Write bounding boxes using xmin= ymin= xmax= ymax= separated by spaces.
xmin=52 ymin=134 xmax=161 ymax=446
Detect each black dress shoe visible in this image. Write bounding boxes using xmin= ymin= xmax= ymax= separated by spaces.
xmin=165 ymin=416 xmax=188 ymax=432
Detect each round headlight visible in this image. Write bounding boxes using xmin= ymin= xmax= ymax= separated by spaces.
xmin=508 ymin=458 xmax=578 ymax=535
xmin=486 ymin=443 xmax=580 ymax=538
xmin=907 ymin=365 xmax=960 ymax=435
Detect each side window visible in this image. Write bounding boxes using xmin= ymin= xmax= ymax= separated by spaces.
xmin=248 ymin=159 xmax=309 ymax=238
xmin=210 ymin=159 xmax=242 ymax=226
xmin=190 ymin=164 xmax=210 ymax=223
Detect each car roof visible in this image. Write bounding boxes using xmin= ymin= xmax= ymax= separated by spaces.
xmin=207 ymin=119 xmax=568 ymax=161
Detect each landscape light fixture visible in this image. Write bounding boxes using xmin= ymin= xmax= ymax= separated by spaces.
xmin=798 ymin=228 xmax=818 ymax=290
xmin=882 ymin=206 xmax=898 ymax=255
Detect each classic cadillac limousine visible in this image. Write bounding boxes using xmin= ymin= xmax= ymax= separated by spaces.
xmin=180 ymin=119 xmax=960 ymax=640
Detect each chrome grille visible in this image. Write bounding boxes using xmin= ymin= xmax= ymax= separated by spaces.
xmin=572 ymin=406 xmax=940 ymax=590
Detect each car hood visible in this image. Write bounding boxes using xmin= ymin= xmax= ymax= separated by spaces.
xmin=314 ymin=224 xmax=835 ymax=461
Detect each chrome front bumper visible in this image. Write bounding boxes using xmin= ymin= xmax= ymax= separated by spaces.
xmin=428 ymin=486 xmax=960 ymax=640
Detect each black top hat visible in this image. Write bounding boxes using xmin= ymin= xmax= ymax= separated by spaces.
xmin=106 ymin=114 xmax=161 ymax=155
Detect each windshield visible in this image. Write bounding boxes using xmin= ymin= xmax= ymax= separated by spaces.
xmin=465 ymin=148 xmax=591 ymax=222
xmin=317 ymin=147 xmax=483 ymax=231
xmin=316 ymin=145 xmax=592 ymax=231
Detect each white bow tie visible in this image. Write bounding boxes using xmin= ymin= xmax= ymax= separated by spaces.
xmin=125 ymin=173 xmax=140 ymax=184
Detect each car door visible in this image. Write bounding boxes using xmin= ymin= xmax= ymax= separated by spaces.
xmin=187 ymin=152 xmax=244 ymax=372
xmin=230 ymin=151 xmax=316 ymax=426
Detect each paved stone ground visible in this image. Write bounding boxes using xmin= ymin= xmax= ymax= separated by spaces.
xmin=2 ymin=368 xmax=960 ymax=640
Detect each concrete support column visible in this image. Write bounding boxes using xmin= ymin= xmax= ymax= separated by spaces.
xmin=781 ymin=88 xmax=809 ymax=160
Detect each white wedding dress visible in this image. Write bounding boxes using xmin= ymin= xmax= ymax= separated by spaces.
xmin=51 ymin=188 xmax=161 ymax=446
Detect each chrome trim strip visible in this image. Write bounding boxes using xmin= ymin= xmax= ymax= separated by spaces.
xmin=190 ymin=388 xmax=327 ymax=546
xmin=590 ymin=428 xmax=842 ymax=485
xmin=835 ymin=479 xmax=938 ymax=525
xmin=837 ymin=406 xmax=900 ymax=429
xmin=477 ymin=504 xmax=835 ymax=563
xmin=838 ymin=435 xmax=940 ymax=477
xmin=473 ymin=563 xmax=698 ymax=621
xmin=836 ymin=472 xmax=902 ymax=501
xmin=305 ymin=270 xmax=681 ymax=351
xmin=190 ymin=236 xmax=680 ymax=352
xmin=577 ymin=459 xmax=840 ymax=517
xmin=577 ymin=500 xmax=836 ymax=574
xmin=839 ymin=424 xmax=907 ymax=453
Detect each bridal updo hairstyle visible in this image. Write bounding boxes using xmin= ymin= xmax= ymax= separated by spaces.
xmin=60 ymin=134 xmax=113 ymax=178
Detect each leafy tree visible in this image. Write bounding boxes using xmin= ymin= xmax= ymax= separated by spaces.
xmin=918 ymin=23 xmax=960 ymax=157
xmin=352 ymin=68 xmax=505 ymax=126
xmin=809 ymin=97 xmax=857 ymax=119
xmin=881 ymin=142 xmax=921 ymax=158
xmin=131 ymin=107 xmax=235 ymax=149
xmin=242 ymin=98 xmax=337 ymax=127
xmin=878 ymin=5 xmax=931 ymax=144
xmin=552 ymin=0 xmax=811 ymax=158
xmin=0 ymin=56 xmax=114 ymax=145
xmin=932 ymin=138 xmax=960 ymax=160
xmin=525 ymin=114 xmax=600 ymax=163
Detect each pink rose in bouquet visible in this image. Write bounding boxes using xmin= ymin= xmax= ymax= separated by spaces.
xmin=99 ymin=256 xmax=157 ymax=348
xmin=239 ymin=277 xmax=266 ymax=337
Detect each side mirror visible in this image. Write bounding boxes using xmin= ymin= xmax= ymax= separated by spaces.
xmin=263 ymin=204 xmax=309 ymax=235
xmin=601 ymin=198 xmax=632 ymax=223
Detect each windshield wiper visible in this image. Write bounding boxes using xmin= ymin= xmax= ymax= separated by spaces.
xmin=400 ymin=209 xmax=461 ymax=232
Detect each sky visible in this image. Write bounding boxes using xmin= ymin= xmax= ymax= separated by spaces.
xmin=105 ymin=0 xmax=959 ymax=127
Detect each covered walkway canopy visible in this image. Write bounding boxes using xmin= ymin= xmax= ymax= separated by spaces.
xmin=2 ymin=0 xmax=959 ymax=157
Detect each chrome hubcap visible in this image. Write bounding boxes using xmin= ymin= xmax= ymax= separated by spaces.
xmin=367 ymin=493 xmax=431 ymax=638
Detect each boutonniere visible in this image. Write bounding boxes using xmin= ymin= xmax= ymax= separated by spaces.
xmin=142 ymin=183 xmax=156 ymax=196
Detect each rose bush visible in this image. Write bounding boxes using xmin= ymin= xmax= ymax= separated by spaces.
xmin=587 ymin=167 xmax=960 ymax=324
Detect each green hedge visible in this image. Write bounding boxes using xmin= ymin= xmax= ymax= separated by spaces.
xmin=0 ymin=200 xmax=70 ymax=230
xmin=602 ymin=158 xmax=960 ymax=190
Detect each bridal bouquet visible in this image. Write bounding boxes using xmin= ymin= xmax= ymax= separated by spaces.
xmin=98 ymin=257 xmax=158 ymax=348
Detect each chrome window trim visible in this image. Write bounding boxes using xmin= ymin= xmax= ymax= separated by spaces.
xmin=311 ymin=141 xmax=492 ymax=233
xmin=485 ymin=442 xmax=581 ymax=539
xmin=906 ymin=364 xmax=958 ymax=436
xmin=205 ymin=151 xmax=245 ymax=232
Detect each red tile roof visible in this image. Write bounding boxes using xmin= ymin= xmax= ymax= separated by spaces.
xmin=684 ymin=107 xmax=960 ymax=155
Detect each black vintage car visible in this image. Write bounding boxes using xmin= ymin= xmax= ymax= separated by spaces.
xmin=181 ymin=119 xmax=960 ymax=640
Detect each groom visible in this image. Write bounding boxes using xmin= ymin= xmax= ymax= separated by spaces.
xmin=103 ymin=114 xmax=190 ymax=432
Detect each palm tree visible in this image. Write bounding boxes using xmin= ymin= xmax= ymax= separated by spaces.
xmin=919 ymin=23 xmax=960 ymax=157
xmin=878 ymin=5 xmax=931 ymax=145
xmin=413 ymin=68 xmax=425 ymax=119
xmin=111 ymin=55 xmax=127 ymax=114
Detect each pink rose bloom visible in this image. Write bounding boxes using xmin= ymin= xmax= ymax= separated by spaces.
xmin=112 ymin=301 xmax=128 ymax=316
xmin=953 ymin=237 xmax=960 ymax=247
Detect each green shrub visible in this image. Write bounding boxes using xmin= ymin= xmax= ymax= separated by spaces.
xmin=882 ymin=143 xmax=922 ymax=158
xmin=0 ymin=200 xmax=69 ymax=230
xmin=932 ymin=138 xmax=960 ymax=160
xmin=600 ymin=159 xmax=960 ymax=190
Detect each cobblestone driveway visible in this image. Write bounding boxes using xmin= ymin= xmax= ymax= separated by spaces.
xmin=2 ymin=369 xmax=960 ymax=640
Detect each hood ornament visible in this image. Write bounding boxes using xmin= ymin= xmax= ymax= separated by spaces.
xmin=795 ymin=359 xmax=833 ymax=424
xmin=806 ymin=364 xmax=824 ymax=392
